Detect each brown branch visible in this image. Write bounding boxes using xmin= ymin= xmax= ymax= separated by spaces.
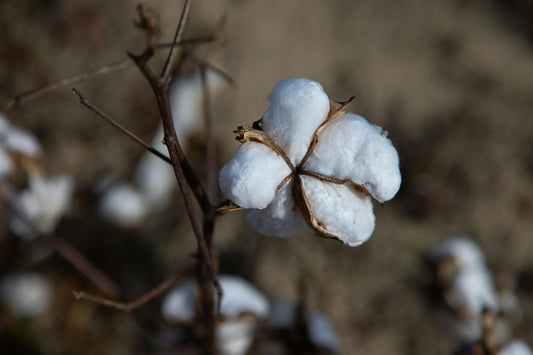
xmin=161 ymin=0 xmax=192 ymax=80
xmin=6 ymin=58 xmax=133 ymax=109
xmin=46 ymin=235 xmax=121 ymax=298
xmin=72 ymin=88 xmax=172 ymax=165
xmin=6 ymin=36 xmax=218 ymax=110
xmin=73 ymin=257 xmax=197 ymax=312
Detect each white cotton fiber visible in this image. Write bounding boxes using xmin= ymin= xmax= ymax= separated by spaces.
xmin=134 ymin=148 xmax=175 ymax=209
xmin=98 ymin=183 xmax=148 ymax=227
xmin=300 ymin=175 xmax=375 ymax=247
xmin=217 ymin=318 xmax=256 ymax=355
xmin=162 ymin=275 xmax=270 ymax=323
xmin=1 ymin=125 xmax=42 ymax=158
xmin=500 ymin=340 xmax=533 ymax=355
xmin=448 ymin=265 xmax=498 ymax=315
xmin=9 ymin=174 xmax=74 ymax=239
xmin=304 ymin=113 xmax=401 ymax=203
xmin=161 ymin=279 xmax=196 ymax=323
xmin=0 ymin=273 xmax=52 ymax=318
xmin=308 ymin=312 xmax=341 ymax=354
xmin=429 ymin=237 xmax=486 ymax=270
xmin=262 ymin=79 xmax=330 ymax=165
xmin=219 ymin=142 xmax=292 ymax=209
xmin=246 ymin=180 xmax=307 ymax=238
xmin=217 ymin=275 xmax=270 ymax=319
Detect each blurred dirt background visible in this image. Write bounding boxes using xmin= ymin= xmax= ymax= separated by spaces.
xmin=1 ymin=0 xmax=533 ymax=354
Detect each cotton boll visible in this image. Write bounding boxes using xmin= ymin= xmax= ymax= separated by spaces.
xmin=1 ymin=126 xmax=42 ymax=158
xmin=262 ymin=79 xmax=330 ymax=164
xmin=303 ymin=113 xmax=401 ymax=203
xmin=217 ymin=316 xmax=256 ymax=355
xmin=308 ymin=312 xmax=340 ymax=354
xmin=9 ymin=174 xmax=74 ymax=240
xmin=429 ymin=237 xmax=486 ymax=270
xmin=246 ymin=180 xmax=307 ymax=238
xmin=0 ymin=147 xmax=13 ymax=178
xmin=217 ymin=275 xmax=270 ymax=320
xmin=161 ymin=280 xmax=196 ymax=323
xmin=98 ymin=183 xmax=148 ymax=227
xmin=134 ymin=150 xmax=175 ymax=209
xmin=500 ymin=340 xmax=533 ymax=355
xmin=219 ymin=142 xmax=292 ymax=209
xmin=300 ymin=175 xmax=375 ymax=247
xmin=162 ymin=275 xmax=270 ymax=323
xmin=0 ymin=273 xmax=52 ymax=318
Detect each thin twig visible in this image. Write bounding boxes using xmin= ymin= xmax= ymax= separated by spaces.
xmin=6 ymin=36 xmax=217 ymax=110
xmin=192 ymin=55 xmax=235 ymax=86
xmin=46 ymin=235 xmax=121 ymax=298
xmin=72 ymin=88 xmax=172 ymax=165
xmin=73 ymin=257 xmax=197 ymax=312
xmin=0 ymin=187 xmax=121 ymax=298
xmin=161 ymin=0 xmax=192 ymax=80
xmin=6 ymin=58 xmax=133 ymax=109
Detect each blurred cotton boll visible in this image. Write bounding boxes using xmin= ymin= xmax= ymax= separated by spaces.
xmin=9 ymin=174 xmax=74 ymax=240
xmin=161 ymin=275 xmax=270 ymax=355
xmin=0 ymin=113 xmax=42 ymax=158
xmin=0 ymin=273 xmax=53 ymax=318
xmin=500 ymin=340 xmax=533 ymax=355
xmin=97 ymin=182 xmax=148 ymax=228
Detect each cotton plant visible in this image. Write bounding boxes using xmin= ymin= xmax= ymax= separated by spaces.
xmin=97 ymin=68 xmax=228 ymax=227
xmin=161 ymin=275 xmax=270 ymax=355
xmin=219 ymin=78 xmax=401 ymax=246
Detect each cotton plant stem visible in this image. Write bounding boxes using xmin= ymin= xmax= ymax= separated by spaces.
xmin=73 ymin=257 xmax=197 ymax=312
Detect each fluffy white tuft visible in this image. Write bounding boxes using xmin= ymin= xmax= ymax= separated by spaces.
xmin=9 ymin=174 xmax=74 ymax=239
xmin=219 ymin=142 xmax=291 ymax=209
xmin=0 ymin=273 xmax=52 ymax=318
xmin=303 ymin=113 xmax=401 ymax=202
xmin=301 ymin=175 xmax=375 ymax=247
xmin=98 ymin=183 xmax=148 ymax=227
xmin=246 ymin=180 xmax=307 ymax=238
xmin=262 ymin=78 xmax=330 ymax=164
xmin=500 ymin=340 xmax=533 ymax=355
xmin=429 ymin=237 xmax=486 ymax=270
xmin=162 ymin=275 xmax=269 ymax=323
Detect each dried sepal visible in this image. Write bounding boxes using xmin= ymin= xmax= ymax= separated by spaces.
xmin=234 ymin=127 xmax=294 ymax=170
xmin=217 ymin=200 xmax=244 ymax=214
xmin=292 ymin=174 xmax=341 ymax=242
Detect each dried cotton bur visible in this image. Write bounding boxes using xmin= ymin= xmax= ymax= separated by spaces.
xmin=219 ymin=78 xmax=401 ymax=246
xmin=426 ymin=237 xmax=532 ymax=354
